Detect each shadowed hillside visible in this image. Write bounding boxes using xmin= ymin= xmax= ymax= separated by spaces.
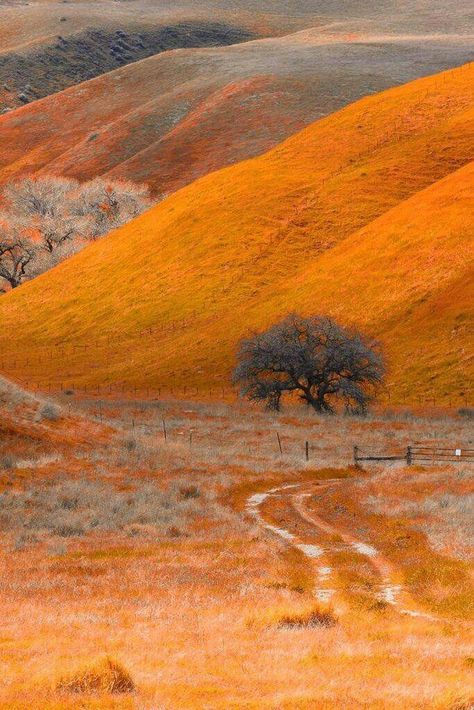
xmin=0 ymin=64 xmax=472 ymax=403
xmin=0 ymin=22 xmax=256 ymax=113
xmin=0 ymin=29 xmax=472 ymax=196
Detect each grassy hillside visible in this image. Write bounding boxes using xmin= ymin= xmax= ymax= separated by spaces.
xmin=0 ymin=29 xmax=472 ymax=197
xmin=0 ymin=64 xmax=472 ymax=404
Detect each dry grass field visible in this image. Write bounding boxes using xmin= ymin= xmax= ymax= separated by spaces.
xmin=0 ymin=377 xmax=472 ymax=709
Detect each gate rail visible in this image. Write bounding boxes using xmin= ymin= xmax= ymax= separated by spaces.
xmin=353 ymin=445 xmax=474 ymax=466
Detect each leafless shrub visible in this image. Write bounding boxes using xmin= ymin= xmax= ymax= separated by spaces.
xmin=35 ymin=402 xmax=61 ymax=422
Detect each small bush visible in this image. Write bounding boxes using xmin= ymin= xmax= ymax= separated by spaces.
xmin=458 ymin=407 xmax=474 ymax=420
xmin=277 ymin=607 xmax=337 ymax=629
xmin=0 ymin=455 xmax=16 ymax=470
xmin=179 ymin=485 xmax=200 ymax=499
xmin=123 ymin=437 xmax=137 ymax=452
xmin=36 ymin=403 xmax=61 ymax=422
xmin=57 ymin=657 xmax=135 ymax=694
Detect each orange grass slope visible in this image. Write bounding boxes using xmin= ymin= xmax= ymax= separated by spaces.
xmin=0 ymin=63 xmax=473 ymax=403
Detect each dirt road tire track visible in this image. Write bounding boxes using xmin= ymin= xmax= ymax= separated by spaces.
xmin=247 ymin=479 xmax=438 ymax=621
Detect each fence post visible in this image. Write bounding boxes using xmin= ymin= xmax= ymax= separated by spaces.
xmin=276 ymin=432 xmax=283 ymax=455
xmin=353 ymin=446 xmax=359 ymax=466
xmin=305 ymin=441 xmax=309 ymax=462
xmin=406 ymin=446 xmax=412 ymax=466
xmin=162 ymin=418 xmax=167 ymax=442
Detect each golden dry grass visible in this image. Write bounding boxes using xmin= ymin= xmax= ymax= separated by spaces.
xmin=0 ymin=383 xmax=472 ymax=709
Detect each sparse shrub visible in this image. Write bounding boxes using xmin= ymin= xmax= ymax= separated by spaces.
xmin=56 ymin=656 xmax=135 ymax=694
xmin=0 ymin=478 xmax=202 ymax=544
xmin=179 ymin=485 xmax=200 ymax=499
xmin=55 ymin=523 xmax=86 ymax=538
xmin=0 ymin=454 xmax=16 ymax=470
xmin=123 ymin=437 xmax=137 ymax=451
xmin=47 ymin=541 xmax=67 ymax=556
xmin=36 ymin=402 xmax=61 ymax=422
xmin=167 ymin=525 xmax=183 ymax=537
xmin=12 ymin=532 xmax=38 ymax=551
xmin=458 ymin=407 xmax=474 ymax=419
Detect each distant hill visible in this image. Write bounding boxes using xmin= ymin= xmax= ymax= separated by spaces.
xmin=1 ymin=0 xmax=472 ymax=112
xmin=0 ymin=29 xmax=472 ymax=197
xmin=0 ymin=64 xmax=472 ymax=404
xmin=0 ymin=22 xmax=256 ymax=113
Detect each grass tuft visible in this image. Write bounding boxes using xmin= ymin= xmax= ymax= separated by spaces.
xmin=56 ymin=656 xmax=135 ymax=694
xmin=449 ymin=698 xmax=474 ymax=710
xmin=277 ymin=607 xmax=337 ymax=630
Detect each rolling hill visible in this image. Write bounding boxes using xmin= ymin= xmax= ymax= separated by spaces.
xmin=0 ymin=0 xmax=337 ymax=113
xmin=0 ymin=28 xmax=472 ymax=197
xmin=0 ymin=21 xmax=256 ymax=114
xmin=0 ymin=64 xmax=472 ymax=404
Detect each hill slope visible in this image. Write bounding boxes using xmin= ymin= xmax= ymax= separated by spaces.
xmin=0 ymin=29 xmax=472 ymax=196
xmin=1 ymin=0 xmax=471 ymax=112
xmin=0 ymin=65 xmax=472 ymax=403
xmin=0 ymin=22 xmax=256 ymax=113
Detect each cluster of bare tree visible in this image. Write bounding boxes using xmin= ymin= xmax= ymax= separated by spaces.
xmin=0 ymin=175 xmax=151 ymax=292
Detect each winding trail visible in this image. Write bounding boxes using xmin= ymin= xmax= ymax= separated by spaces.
xmin=247 ymin=479 xmax=437 ymax=621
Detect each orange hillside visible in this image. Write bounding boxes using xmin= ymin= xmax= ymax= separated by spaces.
xmin=0 ymin=64 xmax=472 ymax=404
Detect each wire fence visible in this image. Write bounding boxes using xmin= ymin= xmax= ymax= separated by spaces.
xmin=1 ymin=367 xmax=472 ymax=410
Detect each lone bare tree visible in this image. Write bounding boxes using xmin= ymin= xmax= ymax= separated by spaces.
xmin=233 ymin=314 xmax=385 ymax=414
